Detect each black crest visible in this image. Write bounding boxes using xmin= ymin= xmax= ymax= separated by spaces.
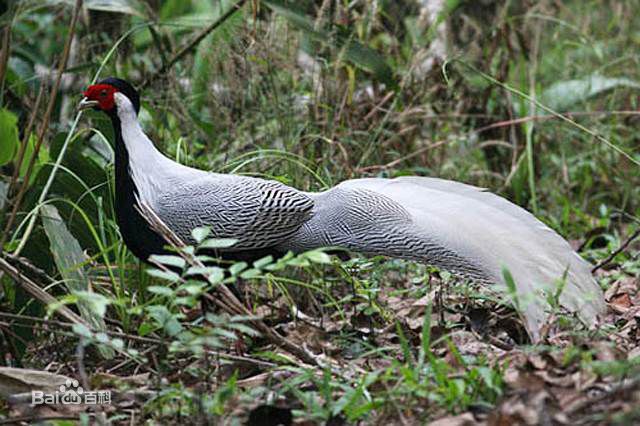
xmin=99 ymin=77 xmax=141 ymax=114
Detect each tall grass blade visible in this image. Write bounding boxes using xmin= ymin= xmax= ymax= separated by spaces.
xmin=41 ymin=204 xmax=113 ymax=358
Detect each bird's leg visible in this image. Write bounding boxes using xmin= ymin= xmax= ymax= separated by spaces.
xmin=436 ymin=277 xmax=444 ymax=326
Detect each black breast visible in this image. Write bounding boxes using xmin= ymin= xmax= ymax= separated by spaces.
xmin=112 ymin=115 xmax=169 ymax=262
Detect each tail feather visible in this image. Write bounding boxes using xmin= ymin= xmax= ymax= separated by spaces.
xmin=287 ymin=177 xmax=606 ymax=341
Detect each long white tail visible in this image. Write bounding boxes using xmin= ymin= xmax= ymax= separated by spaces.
xmin=284 ymin=177 xmax=606 ymax=340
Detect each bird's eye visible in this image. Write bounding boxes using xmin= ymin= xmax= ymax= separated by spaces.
xmin=100 ymin=90 xmax=107 ymax=97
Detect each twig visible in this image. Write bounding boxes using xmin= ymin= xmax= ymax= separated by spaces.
xmin=6 ymin=83 xmax=46 ymax=198
xmin=0 ymin=0 xmax=83 ymax=249
xmin=140 ymin=0 xmax=247 ymax=89
xmin=0 ymin=311 xmax=159 ymax=343
xmin=135 ymin=200 xmax=320 ymax=366
xmin=592 ymin=229 xmax=640 ymax=273
xmin=0 ymin=21 xmax=12 ymax=104
xmin=356 ymin=139 xmax=449 ymax=173
xmin=0 ymin=312 xmax=273 ymax=368
xmin=0 ymin=256 xmax=88 ymax=327
xmin=0 ymin=416 xmax=82 ymax=425
xmin=473 ymin=110 xmax=640 ymax=135
xmin=363 ymin=91 xmax=395 ymax=122
xmin=2 ymin=252 xmax=56 ymax=286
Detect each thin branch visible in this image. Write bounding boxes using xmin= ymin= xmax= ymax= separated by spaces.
xmin=0 ymin=23 xmax=12 ymax=104
xmin=5 ymin=83 xmax=46 ymax=199
xmin=592 ymin=229 xmax=640 ymax=273
xmin=2 ymin=252 xmax=56 ymax=286
xmin=474 ymin=110 xmax=640 ymax=135
xmin=0 ymin=256 xmax=88 ymax=327
xmin=0 ymin=312 xmax=156 ymax=344
xmin=140 ymin=0 xmax=247 ymax=89
xmin=0 ymin=416 xmax=82 ymax=425
xmin=356 ymin=139 xmax=450 ymax=173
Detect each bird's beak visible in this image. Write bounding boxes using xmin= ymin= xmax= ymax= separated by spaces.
xmin=78 ymin=97 xmax=99 ymax=111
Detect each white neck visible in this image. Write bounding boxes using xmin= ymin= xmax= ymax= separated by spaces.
xmin=114 ymin=93 xmax=202 ymax=204
xmin=115 ymin=93 xmax=165 ymax=166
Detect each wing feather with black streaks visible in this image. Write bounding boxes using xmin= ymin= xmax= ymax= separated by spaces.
xmin=153 ymin=175 xmax=314 ymax=250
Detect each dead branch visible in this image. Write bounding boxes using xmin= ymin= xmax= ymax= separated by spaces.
xmin=592 ymin=229 xmax=640 ymax=273
xmin=0 ymin=256 xmax=88 ymax=327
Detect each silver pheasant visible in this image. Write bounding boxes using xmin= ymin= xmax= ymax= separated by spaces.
xmin=79 ymin=77 xmax=606 ymax=341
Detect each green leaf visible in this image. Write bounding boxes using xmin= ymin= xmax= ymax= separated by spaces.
xmin=253 ymin=255 xmax=274 ymax=269
xmin=200 ymin=238 xmax=239 ymax=249
xmin=138 ymin=322 xmax=155 ymax=337
xmin=73 ymin=291 xmax=111 ymax=318
xmin=149 ymin=254 xmax=186 ymax=269
xmin=191 ymin=226 xmax=211 ymax=243
xmin=179 ymin=282 xmax=206 ymax=296
xmin=303 ymin=250 xmax=332 ymax=264
xmin=19 ymin=134 xmax=49 ymax=182
xmin=501 ymin=266 xmax=520 ymax=313
xmin=159 ymin=0 xmax=192 ymax=20
xmin=341 ymin=35 xmax=394 ymax=87
xmin=95 ymin=332 xmax=109 ymax=344
xmin=186 ymin=266 xmax=225 ymax=285
xmin=227 ymin=322 xmax=259 ymax=337
xmin=174 ymin=296 xmax=197 ymax=306
xmin=229 ymin=262 xmax=248 ymax=276
xmin=147 ymin=285 xmax=175 ymax=297
xmin=72 ymin=323 xmax=93 ymax=339
xmin=147 ymin=305 xmax=183 ymax=337
xmin=147 ymin=269 xmax=181 ymax=282
xmin=110 ymin=338 xmax=124 ymax=350
xmin=239 ymin=268 xmax=260 ymax=279
xmin=537 ymin=75 xmax=640 ymax=114
xmin=0 ymin=108 xmax=19 ymax=166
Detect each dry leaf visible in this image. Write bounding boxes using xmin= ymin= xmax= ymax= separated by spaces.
xmin=428 ymin=412 xmax=478 ymax=426
xmin=0 ymin=367 xmax=72 ymax=398
xmin=609 ymin=293 xmax=632 ymax=313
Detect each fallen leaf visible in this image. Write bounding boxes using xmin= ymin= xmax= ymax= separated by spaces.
xmin=0 ymin=368 xmax=72 ymax=398
xmin=609 ymin=293 xmax=632 ymax=313
xmin=428 ymin=412 xmax=478 ymax=426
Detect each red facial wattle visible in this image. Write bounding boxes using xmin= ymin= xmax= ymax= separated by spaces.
xmin=83 ymin=84 xmax=118 ymax=111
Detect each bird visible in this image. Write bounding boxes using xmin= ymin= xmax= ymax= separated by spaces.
xmin=79 ymin=77 xmax=606 ymax=341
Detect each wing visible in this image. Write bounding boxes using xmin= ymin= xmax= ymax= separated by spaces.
xmin=154 ymin=175 xmax=314 ymax=250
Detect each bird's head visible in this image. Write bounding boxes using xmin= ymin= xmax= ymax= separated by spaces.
xmin=78 ymin=77 xmax=140 ymax=116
